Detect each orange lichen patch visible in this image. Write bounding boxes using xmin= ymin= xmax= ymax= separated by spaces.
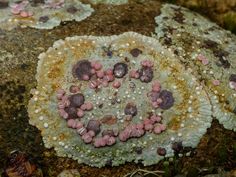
xmin=47 ymin=65 xmax=62 ymax=79
xmin=223 ymin=103 xmax=235 ymax=113
xmin=158 ymin=58 xmax=173 ymax=70
xmin=173 ymin=88 xmax=191 ymax=110
xmin=13 ymin=16 xmax=36 ymax=22
xmin=119 ymin=36 xmax=142 ymax=45
xmin=168 ymin=116 xmax=182 ymax=130
xmin=51 ymin=83 xmax=61 ymax=91
xmin=66 ymin=40 xmax=96 ymax=60
xmin=207 ymin=81 xmax=235 ymax=112
xmin=42 ymin=57 xmax=65 ymax=77
xmin=59 ymin=133 xmax=67 ymax=141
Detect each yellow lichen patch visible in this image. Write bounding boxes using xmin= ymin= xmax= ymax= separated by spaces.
xmin=66 ymin=40 xmax=96 ymax=61
xmin=47 ymin=65 xmax=62 ymax=79
xmin=51 ymin=83 xmax=62 ymax=92
xmin=207 ymin=80 xmax=235 ymax=113
xmin=14 ymin=16 xmax=36 ymax=22
xmin=58 ymin=133 xmax=67 ymax=141
xmin=168 ymin=118 xmax=180 ymax=130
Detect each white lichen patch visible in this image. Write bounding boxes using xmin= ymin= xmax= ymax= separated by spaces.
xmin=89 ymin=0 xmax=128 ymax=5
xmin=155 ymin=4 xmax=236 ymax=131
xmin=28 ymin=32 xmax=212 ymax=167
xmin=57 ymin=169 xmax=80 ymax=177
xmin=0 ymin=0 xmax=94 ymax=30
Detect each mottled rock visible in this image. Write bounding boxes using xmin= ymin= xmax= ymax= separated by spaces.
xmin=155 ymin=4 xmax=236 ymax=131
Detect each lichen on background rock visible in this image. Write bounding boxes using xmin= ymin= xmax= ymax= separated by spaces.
xmin=28 ymin=32 xmax=213 ymax=167
xmin=57 ymin=169 xmax=80 ymax=177
xmin=88 ymin=0 xmax=128 ymax=5
xmin=155 ymin=4 xmax=236 ymax=132
xmin=0 ymin=0 xmax=94 ymax=30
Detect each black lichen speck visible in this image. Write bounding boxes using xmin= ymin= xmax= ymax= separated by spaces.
xmin=130 ymin=48 xmax=142 ymax=57
xmin=67 ymin=5 xmax=78 ymax=14
xmin=39 ymin=16 xmax=49 ymax=23
xmin=124 ymin=102 xmax=137 ymax=117
xmin=157 ymin=147 xmax=166 ymax=156
xmin=229 ymin=74 xmax=236 ymax=82
xmin=202 ymin=39 xmax=219 ymax=49
xmin=30 ymin=0 xmax=44 ymax=7
xmin=172 ymin=8 xmax=185 ymax=24
xmin=172 ymin=142 xmax=183 ymax=153
xmin=134 ymin=147 xmax=143 ymax=154
xmin=163 ymin=35 xmax=172 ymax=46
xmin=213 ymin=49 xmax=230 ymax=69
xmin=214 ymin=49 xmax=230 ymax=69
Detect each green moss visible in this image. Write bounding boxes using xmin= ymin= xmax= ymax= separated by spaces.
xmin=163 ymin=160 xmax=170 ymax=177
xmin=224 ymin=12 xmax=236 ymax=34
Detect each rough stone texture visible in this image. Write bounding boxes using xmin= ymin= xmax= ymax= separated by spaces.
xmin=155 ymin=4 xmax=236 ymax=132
xmin=0 ymin=0 xmax=94 ymax=30
xmin=175 ymin=0 xmax=236 ymax=34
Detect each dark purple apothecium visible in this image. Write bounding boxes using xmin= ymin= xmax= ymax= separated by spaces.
xmin=69 ymin=93 xmax=85 ymax=107
xmin=113 ymin=63 xmax=128 ymax=78
xmin=159 ymin=90 xmax=175 ymax=110
xmin=139 ymin=67 xmax=153 ymax=83
xmin=72 ymin=60 xmax=93 ymax=80
xmin=87 ymin=120 xmax=101 ymax=135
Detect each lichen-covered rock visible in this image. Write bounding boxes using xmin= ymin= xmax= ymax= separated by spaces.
xmin=57 ymin=169 xmax=80 ymax=177
xmin=89 ymin=0 xmax=128 ymax=5
xmin=28 ymin=32 xmax=212 ymax=167
xmin=155 ymin=4 xmax=236 ymax=131
xmin=0 ymin=0 xmax=94 ymax=30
